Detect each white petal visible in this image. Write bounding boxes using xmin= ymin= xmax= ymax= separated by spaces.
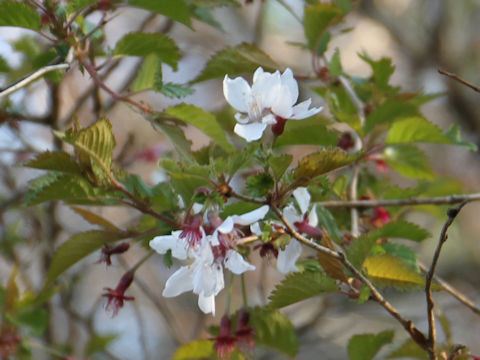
xmin=252 ymin=70 xmax=281 ymax=109
xmin=271 ymin=85 xmax=294 ymax=118
xmin=280 ymin=68 xmax=299 ymax=104
xmin=150 ymin=231 xmax=188 ymax=260
xmin=192 ymin=246 xmax=219 ymax=297
xmin=283 ymin=204 xmax=301 ymax=225
xmin=217 ymin=216 xmax=234 ymax=234
xmin=250 ymin=222 xmax=262 ymax=236
xmin=234 ymin=123 xmax=267 ymax=142
xmin=308 ymin=205 xmax=318 ymax=227
xmin=262 ymin=113 xmax=277 ymax=125
xmin=293 ymin=187 xmax=310 ymax=214
xmin=223 ymin=75 xmax=252 ymax=113
xmin=192 ymin=203 xmax=203 ymax=214
xmin=235 ymin=112 xmax=249 ymax=124
xmin=162 ymin=266 xmax=194 ymax=297
xmin=290 ymin=99 xmax=323 ymax=120
xmin=277 ymin=239 xmax=302 ymax=274
xmin=252 ymin=67 xmax=265 ymax=82
xmin=232 ymin=205 xmax=269 ymax=226
xmin=198 ymin=293 xmax=216 ymax=315
xmin=225 ymin=250 xmax=255 ymax=274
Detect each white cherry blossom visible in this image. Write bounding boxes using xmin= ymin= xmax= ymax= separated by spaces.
xmin=223 ymin=67 xmax=322 ymax=142
xmin=277 ymin=187 xmax=318 ymax=274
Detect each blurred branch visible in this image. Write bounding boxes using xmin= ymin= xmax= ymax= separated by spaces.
xmin=438 ymin=69 xmax=480 ymax=93
xmin=425 ymin=201 xmax=468 ymax=359
xmin=418 ymin=262 xmax=480 ymax=316
xmin=315 ymin=193 xmax=480 ymax=208
xmin=0 ymin=64 xmax=70 ymax=98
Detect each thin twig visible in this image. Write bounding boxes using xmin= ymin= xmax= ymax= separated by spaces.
xmin=0 ymin=64 xmax=70 ymax=98
xmin=271 ymin=204 xmax=429 ymax=351
xmin=418 ymin=262 xmax=480 ymax=316
xmin=315 ymin=193 xmax=480 ymax=208
xmin=349 ymin=164 xmax=360 ymax=237
xmin=438 ymin=69 xmax=480 ymax=93
xmin=425 ymin=201 xmax=468 ymax=360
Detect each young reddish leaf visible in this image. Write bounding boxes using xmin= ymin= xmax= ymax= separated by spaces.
xmin=348 ymin=330 xmax=394 ymax=360
xmin=70 ymin=206 xmax=120 ymax=232
xmin=293 ymin=147 xmax=358 ymax=186
xmin=127 ymin=0 xmax=191 ymax=27
xmin=249 ymin=307 xmax=298 ymax=357
xmin=0 ymin=2 xmax=41 ymax=30
xmin=317 ymin=234 xmax=348 ymax=282
xmin=114 ymin=32 xmax=180 ymax=71
xmin=192 ymin=43 xmax=278 ymax=83
xmin=268 ymin=270 xmax=337 ymax=309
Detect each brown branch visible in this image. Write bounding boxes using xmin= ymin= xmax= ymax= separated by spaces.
xmin=270 ymin=204 xmax=429 ymax=350
xmin=438 ymin=69 xmax=480 ymax=93
xmin=425 ymin=201 xmax=468 ymax=360
xmin=418 ymin=262 xmax=480 ymax=316
xmin=315 ymin=193 xmax=480 ymax=208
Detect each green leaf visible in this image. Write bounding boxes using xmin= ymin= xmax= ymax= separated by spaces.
xmin=58 ymin=118 xmax=116 ymax=186
xmin=192 ymin=43 xmax=278 ymax=83
xmin=329 ymin=48 xmax=343 ymax=76
xmin=86 ymin=333 xmax=118 ymax=356
xmin=365 ymin=100 xmax=418 ymax=133
xmin=166 ymin=103 xmax=234 ymax=151
xmin=171 ymin=340 xmax=214 ymax=360
xmin=246 ymin=173 xmax=274 ymax=197
xmin=0 ymin=55 xmax=10 ymax=73
xmin=303 ymin=4 xmax=344 ymax=51
xmin=443 ymin=124 xmax=478 ymax=152
xmin=23 ymin=151 xmax=81 ymax=175
xmin=269 ymin=154 xmax=293 ymax=179
xmin=160 ymin=83 xmax=194 ymax=98
xmin=155 ymin=121 xmax=193 ymax=161
xmin=249 ymin=307 xmax=298 ymax=357
xmin=387 ymin=339 xmax=428 ymax=359
xmin=293 ymin=148 xmax=358 ymax=186
xmin=114 ymin=32 xmax=180 ymax=70
xmin=12 ymin=307 xmax=48 ymax=336
xmin=268 ymin=271 xmax=337 ymax=309
xmin=42 ymin=230 xmax=127 ymax=293
xmin=386 ymin=117 xmax=451 ymax=144
xmin=316 ymin=206 xmax=342 ymax=241
xmin=346 ymin=233 xmax=377 ymax=269
xmin=381 ymin=243 xmax=418 ymax=270
xmin=348 ymin=330 xmax=394 ymax=360
xmin=190 ymin=6 xmax=224 ymax=31
xmin=377 ymin=221 xmax=430 ymax=242
xmin=383 ymin=144 xmax=435 ymax=180
xmin=24 ymin=173 xmax=110 ymax=205
xmin=127 ymin=0 xmax=191 ymax=27
xmin=363 ymin=254 xmax=425 ymax=289
xmin=0 ymin=2 xmax=41 ymax=30
xmin=131 ymin=54 xmax=162 ymax=93
xmin=221 ymin=202 xmax=263 ymax=219
xmin=358 ymin=53 xmax=395 ymax=91
xmin=274 ymin=117 xmax=339 ymax=148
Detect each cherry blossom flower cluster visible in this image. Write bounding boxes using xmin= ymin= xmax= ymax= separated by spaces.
xmin=150 ymin=205 xmax=269 ymax=315
xmin=223 ymin=67 xmax=323 ymax=142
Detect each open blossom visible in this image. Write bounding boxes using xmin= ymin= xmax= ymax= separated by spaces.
xmin=277 ymin=187 xmax=320 ymax=274
xmin=150 ymin=205 xmax=269 ymax=315
xmin=223 ymin=67 xmax=323 ymax=142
